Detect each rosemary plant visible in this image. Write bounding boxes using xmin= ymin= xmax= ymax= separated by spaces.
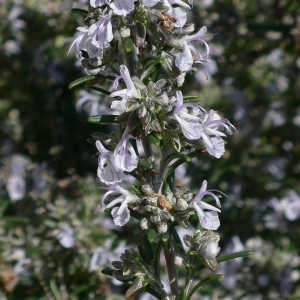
xmin=59 ymin=0 xmax=252 ymax=299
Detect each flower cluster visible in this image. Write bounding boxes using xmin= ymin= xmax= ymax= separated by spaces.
xmin=101 ymin=180 xmax=224 ymax=233
xmin=58 ymin=1 xmax=237 ymax=258
xmin=61 ymin=0 xmax=239 ymax=297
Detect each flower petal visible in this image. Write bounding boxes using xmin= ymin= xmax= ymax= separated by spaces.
xmin=175 ymin=114 xmax=203 ymax=140
xmin=175 ymin=42 xmax=193 ymax=72
xmin=110 ymin=0 xmax=136 ymax=16
xmin=111 ymin=206 xmax=130 ymax=226
xmin=205 ymin=136 xmax=225 ymax=159
xmin=199 ymin=211 xmax=220 ymax=230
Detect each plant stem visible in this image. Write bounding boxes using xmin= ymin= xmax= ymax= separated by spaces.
xmin=162 ymin=234 xmax=179 ymax=299
xmin=141 ymin=136 xmax=154 ymax=185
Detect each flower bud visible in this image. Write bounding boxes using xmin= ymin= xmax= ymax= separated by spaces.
xmin=145 ymin=196 xmax=158 ymax=206
xmin=157 ymin=93 xmax=169 ymax=106
xmin=175 ymin=198 xmax=188 ymax=211
xmin=141 ymin=184 xmax=153 ymax=195
xmin=174 ymin=253 xmax=185 ymax=266
xmin=88 ymin=67 xmax=102 ymax=75
xmin=120 ymin=26 xmax=131 ymax=39
xmin=137 ymin=103 xmax=147 ymax=118
xmin=140 ymin=218 xmax=152 ymax=230
xmin=200 ymin=241 xmax=220 ymax=260
xmin=145 ymin=205 xmax=158 ymax=213
xmin=157 ymin=222 xmax=168 ymax=233
xmin=183 ymin=192 xmax=193 ymax=202
xmin=160 ymin=210 xmax=171 ymax=221
xmin=150 ymin=215 xmax=161 ymax=223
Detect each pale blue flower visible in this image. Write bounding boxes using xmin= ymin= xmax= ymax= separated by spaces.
xmin=114 ymin=127 xmax=139 ymax=172
xmin=192 ymin=180 xmax=225 ymax=230
xmin=175 ymin=26 xmax=210 ymax=72
xmin=202 ymin=110 xmax=236 ymax=158
xmin=110 ymin=65 xmax=139 ymax=113
xmin=6 ymin=175 xmax=26 ymax=202
xmin=57 ymin=223 xmax=75 ymax=248
xmin=101 ymin=185 xmax=139 ymax=226
xmin=96 ymin=140 xmax=124 ymax=185
xmin=162 ymin=0 xmax=191 ymax=27
xmin=173 ymin=91 xmax=205 ymax=140
xmin=89 ymin=9 xmax=113 ymax=49
xmin=68 ymin=27 xmax=102 ymax=58
xmin=90 ymin=0 xmax=136 ymax=16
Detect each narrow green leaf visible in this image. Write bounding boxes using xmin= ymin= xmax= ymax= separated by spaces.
xmin=50 ymin=279 xmax=62 ymax=300
xmin=154 ymin=240 xmax=163 ymax=279
xmin=138 ymin=243 xmax=149 ymax=263
xmin=170 ymin=226 xmax=185 ymax=253
xmin=217 ymin=251 xmax=253 ymax=263
xmin=183 ymin=95 xmax=201 ymax=104
xmin=145 ymin=285 xmax=164 ymax=299
xmin=139 ymin=158 xmax=153 ymax=169
xmin=202 ymin=194 xmax=222 ymax=203
xmin=149 ymin=134 xmax=160 ymax=146
xmin=88 ymin=86 xmax=111 ymax=95
xmin=0 ymin=200 xmax=9 ymax=217
xmin=153 ymin=132 xmax=163 ymax=140
xmin=179 ymin=289 xmax=187 ymax=300
xmin=101 ymin=268 xmax=114 ymax=276
xmin=87 ymin=138 xmax=96 ymax=145
xmin=130 ymin=185 xmax=141 ymax=194
xmin=68 ymin=75 xmax=95 ymax=89
xmin=69 ymin=284 xmax=90 ymax=297
xmin=187 ymin=274 xmax=224 ymax=300
xmin=3 ymin=217 xmax=29 ymax=225
xmin=88 ymin=115 xmax=119 ymax=124
xmin=163 ymin=171 xmax=174 ymax=194
xmin=141 ymin=65 xmax=159 ymax=81
xmin=141 ymin=233 xmax=155 ymax=264
xmin=163 ymin=153 xmax=191 ymax=166
xmin=70 ymin=8 xmax=88 ymax=16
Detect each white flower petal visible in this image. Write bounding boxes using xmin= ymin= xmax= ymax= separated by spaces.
xmin=85 ymin=38 xmax=103 ymax=58
xmin=169 ymin=0 xmax=191 ymax=10
xmin=110 ymin=98 xmax=128 ymax=113
xmin=199 ymin=211 xmax=220 ymax=230
xmin=175 ymin=114 xmax=203 ymax=140
xmin=175 ymin=42 xmax=193 ymax=72
xmin=205 ymin=136 xmax=225 ymax=158
xmin=111 ymin=206 xmax=130 ymax=226
xmin=90 ymin=0 xmax=106 ymax=8
xmin=110 ymin=0 xmax=136 ymax=16
xmin=115 ymin=142 xmax=139 ymax=172
xmin=6 ymin=175 xmax=26 ymax=202
xmin=143 ymin=0 xmax=160 ymax=6
xmin=97 ymin=158 xmax=124 ymax=185
xmin=171 ymin=7 xmax=187 ymax=27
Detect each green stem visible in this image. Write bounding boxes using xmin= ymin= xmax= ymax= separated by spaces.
xmin=154 ymin=240 xmax=163 ymax=280
xmin=186 ymin=274 xmax=224 ymax=300
xmin=141 ymin=136 xmax=154 ymax=185
xmin=162 ymin=234 xmax=179 ymax=299
xmin=159 ymin=150 xmax=205 ymax=194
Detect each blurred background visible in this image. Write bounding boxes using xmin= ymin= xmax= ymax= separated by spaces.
xmin=0 ymin=0 xmax=300 ymax=299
